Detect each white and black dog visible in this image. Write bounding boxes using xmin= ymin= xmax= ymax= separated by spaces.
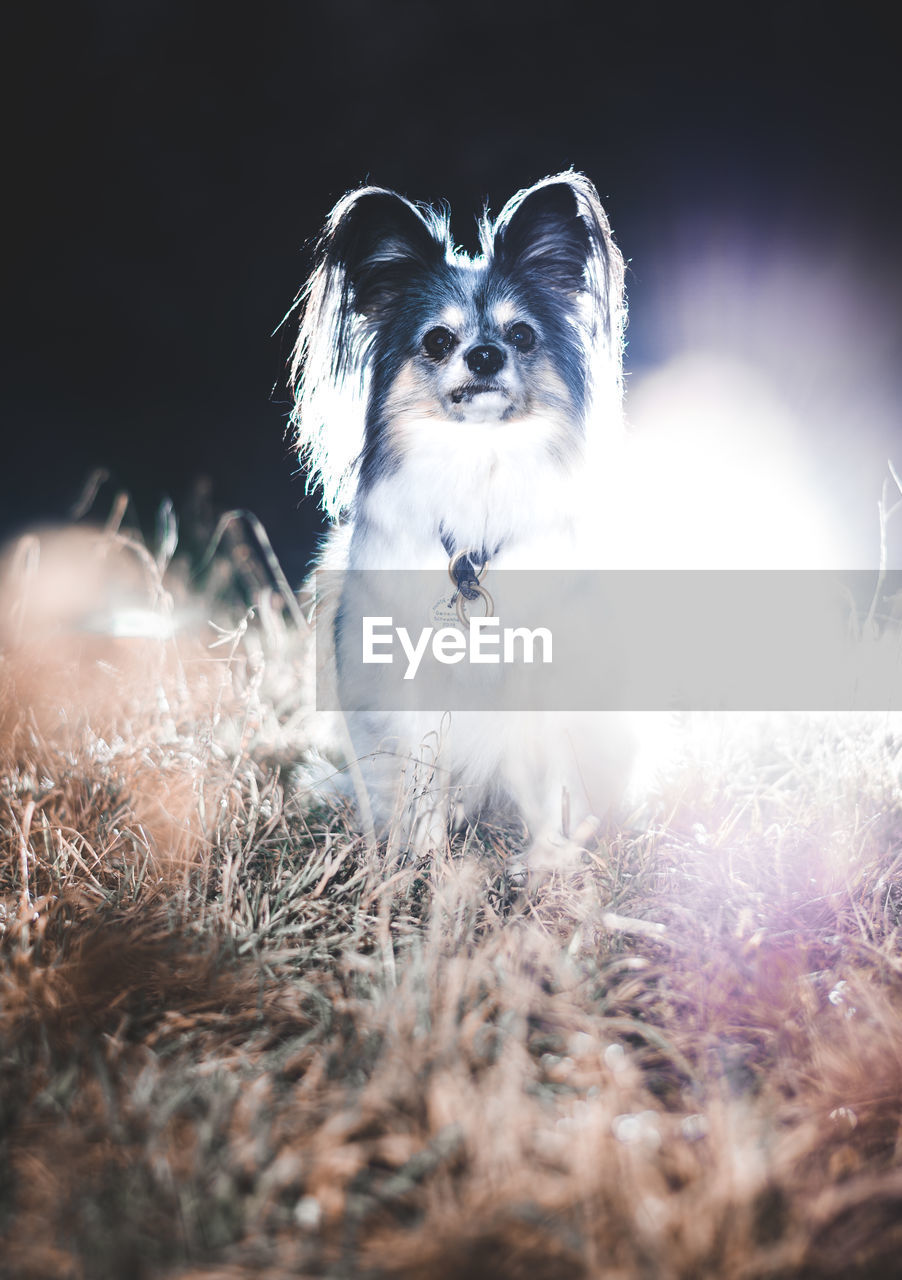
xmin=291 ymin=173 xmax=636 ymax=874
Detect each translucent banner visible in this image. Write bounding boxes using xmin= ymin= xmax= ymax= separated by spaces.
xmin=313 ymin=570 xmax=902 ymax=712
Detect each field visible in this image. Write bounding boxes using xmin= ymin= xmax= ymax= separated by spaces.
xmin=2 ymin=520 xmax=902 ymax=1278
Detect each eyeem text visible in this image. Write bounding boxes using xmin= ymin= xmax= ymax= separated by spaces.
xmin=362 ymin=616 xmax=553 ymax=680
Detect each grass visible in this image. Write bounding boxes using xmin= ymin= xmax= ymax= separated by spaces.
xmin=2 ymin=518 xmax=902 ymax=1278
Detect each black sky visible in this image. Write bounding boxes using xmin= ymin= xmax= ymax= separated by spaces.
xmin=5 ymin=1 xmax=901 ymax=582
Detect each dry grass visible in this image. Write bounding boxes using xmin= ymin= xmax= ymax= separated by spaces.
xmin=2 ymin=519 xmax=902 ymax=1278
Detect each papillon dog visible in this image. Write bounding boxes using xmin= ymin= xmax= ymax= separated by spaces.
xmin=290 ymin=172 xmax=636 ymax=876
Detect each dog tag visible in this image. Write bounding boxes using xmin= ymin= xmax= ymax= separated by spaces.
xmin=430 ymin=593 xmax=464 ymax=630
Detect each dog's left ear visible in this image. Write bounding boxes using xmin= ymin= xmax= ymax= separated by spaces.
xmin=492 ymin=173 xmax=625 ymax=384
xmin=493 ymin=172 xmax=622 ymax=299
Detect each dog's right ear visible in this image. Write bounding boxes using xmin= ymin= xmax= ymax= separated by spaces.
xmin=323 ymin=188 xmax=445 ymax=320
xmin=290 ymin=188 xmax=445 ymax=519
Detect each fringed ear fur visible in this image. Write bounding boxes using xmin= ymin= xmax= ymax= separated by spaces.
xmin=290 ymin=189 xmax=445 ymax=519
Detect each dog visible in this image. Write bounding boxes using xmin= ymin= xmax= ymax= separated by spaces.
xmin=290 ymin=172 xmax=636 ymax=876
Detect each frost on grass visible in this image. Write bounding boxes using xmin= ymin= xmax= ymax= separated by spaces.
xmin=2 ymin=521 xmax=902 ymax=1278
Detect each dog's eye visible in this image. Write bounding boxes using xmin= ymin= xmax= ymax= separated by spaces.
xmin=508 ymin=322 xmax=536 ymax=352
xmin=422 ymin=327 xmax=455 ymax=359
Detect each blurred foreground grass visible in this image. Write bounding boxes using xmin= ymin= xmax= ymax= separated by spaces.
xmin=2 ymin=518 xmax=902 ymax=1279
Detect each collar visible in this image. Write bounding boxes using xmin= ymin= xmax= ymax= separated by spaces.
xmin=439 ymin=525 xmax=501 ymax=601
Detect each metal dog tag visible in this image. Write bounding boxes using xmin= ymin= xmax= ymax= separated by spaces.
xmin=430 ymin=593 xmax=464 ymax=630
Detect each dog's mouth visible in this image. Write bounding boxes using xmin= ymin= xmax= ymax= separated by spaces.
xmin=450 ymin=383 xmax=506 ymax=405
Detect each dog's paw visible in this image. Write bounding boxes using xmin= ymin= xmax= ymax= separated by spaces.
xmin=522 ymin=815 xmax=602 ymax=887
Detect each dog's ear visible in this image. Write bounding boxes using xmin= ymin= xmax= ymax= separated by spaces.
xmin=325 ymin=188 xmax=445 ymax=319
xmin=493 ymin=173 xmax=620 ymax=299
xmin=493 ymin=179 xmax=591 ymax=291
xmin=492 ymin=173 xmax=625 ymax=399
xmin=290 ymin=188 xmax=445 ymax=518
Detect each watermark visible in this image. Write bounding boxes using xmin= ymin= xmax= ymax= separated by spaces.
xmin=362 ymin=615 xmax=553 ymax=679
xmin=314 ymin=569 xmax=902 ymax=712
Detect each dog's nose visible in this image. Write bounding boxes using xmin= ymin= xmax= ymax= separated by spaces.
xmin=465 ymin=344 xmax=504 ymax=378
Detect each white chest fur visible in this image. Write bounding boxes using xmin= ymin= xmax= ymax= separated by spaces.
xmin=348 ymin=413 xmax=586 ymax=571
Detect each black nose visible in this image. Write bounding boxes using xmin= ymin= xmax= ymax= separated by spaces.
xmin=465 ymin=344 xmax=504 ymax=378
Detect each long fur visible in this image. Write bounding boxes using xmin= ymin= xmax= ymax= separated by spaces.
xmin=290 ymin=172 xmax=634 ymax=869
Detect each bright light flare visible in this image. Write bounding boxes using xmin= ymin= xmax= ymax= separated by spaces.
xmin=610 ymin=224 xmax=900 ymax=571
xmin=83 ymin=606 xmax=177 ymax=640
xmin=612 ymin=352 xmax=848 ymax=570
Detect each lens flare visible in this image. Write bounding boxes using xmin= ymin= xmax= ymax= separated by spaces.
xmin=617 ymin=352 xmax=848 ymax=570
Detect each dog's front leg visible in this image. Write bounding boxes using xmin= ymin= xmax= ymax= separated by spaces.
xmin=349 ymin=713 xmax=453 ymax=860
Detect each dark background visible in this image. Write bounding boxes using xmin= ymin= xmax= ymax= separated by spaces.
xmin=5 ymin=0 xmax=901 ymax=582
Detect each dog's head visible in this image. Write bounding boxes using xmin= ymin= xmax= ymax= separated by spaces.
xmin=291 ymin=173 xmax=625 ymax=516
